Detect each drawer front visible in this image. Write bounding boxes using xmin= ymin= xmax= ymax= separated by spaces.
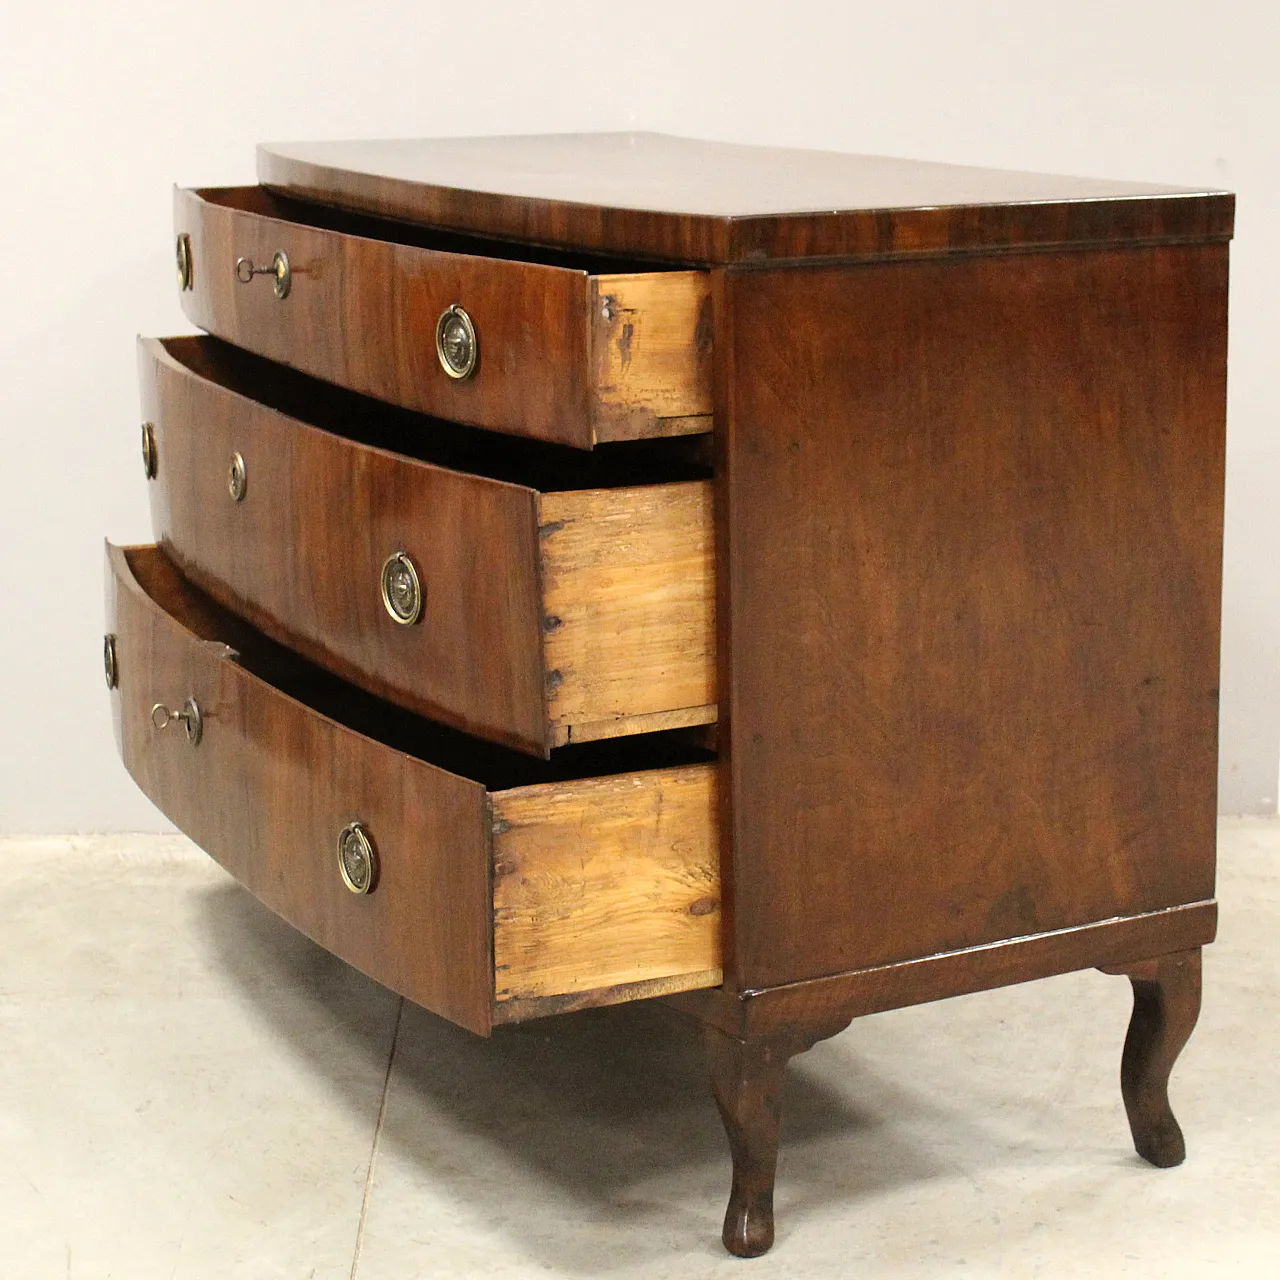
xmin=105 ymin=544 xmax=722 ymax=1033
xmin=175 ymin=186 xmax=711 ymax=448
xmin=141 ymin=336 xmax=717 ymax=755
xmin=140 ymin=337 xmax=548 ymax=755
xmin=105 ymin=542 xmax=495 ymax=1034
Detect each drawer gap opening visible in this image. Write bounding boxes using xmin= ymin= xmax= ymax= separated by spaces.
xmin=202 ymin=186 xmax=689 ymax=275
xmin=127 ymin=545 xmax=715 ymax=791
xmin=159 ymin=336 xmax=712 ymax=489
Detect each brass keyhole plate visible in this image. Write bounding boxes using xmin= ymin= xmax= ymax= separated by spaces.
xmin=271 ymin=251 xmax=291 ymax=300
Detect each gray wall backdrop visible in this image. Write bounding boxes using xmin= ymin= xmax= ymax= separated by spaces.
xmin=1 ymin=1 xmax=1275 ymax=831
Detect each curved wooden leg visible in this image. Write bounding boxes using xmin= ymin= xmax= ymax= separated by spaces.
xmin=1107 ymin=948 xmax=1202 ymax=1168
xmin=704 ymin=1018 xmax=850 ymax=1257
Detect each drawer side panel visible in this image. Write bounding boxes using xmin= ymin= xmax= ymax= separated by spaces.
xmin=539 ymin=482 xmax=716 ymax=744
xmin=490 ymin=764 xmax=721 ymax=1004
xmin=589 ymin=271 xmax=713 ymax=440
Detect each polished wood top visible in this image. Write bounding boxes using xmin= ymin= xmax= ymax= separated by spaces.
xmin=258 ymin=132 xmax=1233 ymax=264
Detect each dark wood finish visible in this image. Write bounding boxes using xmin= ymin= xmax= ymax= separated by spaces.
xmin=106 ymin=541 xmax=495 ymax=1034
xmin=140 ymin=335 xmax=715 ymax=755
xmin=106 ymin=542 xmax=721 ymax=1033
xmin=713 ymin=245 xmax=1228 ymax=993
xmin=704 ymin=1016 xmax=853 ymax=1257
xmin=257 ymin=133 xmax=1233 ymax=265
xmin=671 ymin=901 xmax=1216 ymax=1040
xmin=1102 ymin=948 xmax=1203 ymax=1167
xmin=110 ymin=138 xmax=1239 ymax=1259
xmin=174 ymin=185 xmax=710 ymax=447
xmin=140 ymin=335 xmax=548 ymax=754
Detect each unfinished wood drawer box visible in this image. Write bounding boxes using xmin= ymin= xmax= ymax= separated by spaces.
xmin=175 ymin=186 xmax=712 ymax=449
xmin=106 ymin=542 xmax=720 ymax=1035
xmin=140 ymin=335 xmax=716 ymax=755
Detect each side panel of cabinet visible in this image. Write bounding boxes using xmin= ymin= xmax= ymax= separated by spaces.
xmin=716 ymin=247 xmax=1228 ymax=990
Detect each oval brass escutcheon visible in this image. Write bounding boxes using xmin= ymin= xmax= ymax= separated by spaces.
xmin=435 ymin=304 xmax=478 ymax=380
xmin=337 ymin=822 xmax=378 ymax=895
xmin=380 ymin=551 xmax=424 ymax=625
xmin=271 ymin=250 xmax=291 ymax=299
xmin=141 ymin=421 xmax=157 ymax=480
xmin=103 ymin=634 xmax=118 ymax=690
xmin=228 ymin=451 xmax=247 ymax=502
xmin=176 ymin=233 xmax=193 ymax=290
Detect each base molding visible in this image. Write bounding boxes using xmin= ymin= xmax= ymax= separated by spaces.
xmin=668 ymin=900 xmax=1217 ymax=1038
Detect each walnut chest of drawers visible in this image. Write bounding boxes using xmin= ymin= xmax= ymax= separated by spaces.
xmin=104 ymin=133 xmax=1233 ymax=1257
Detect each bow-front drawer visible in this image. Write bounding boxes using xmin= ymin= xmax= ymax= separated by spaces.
xmin=104 ymin=543 xmax=721 ymax=1035
xmin=174 ymin=185 xmax=712 ymax=449
xmin=139 ymin=336 xmax=715 ymax=756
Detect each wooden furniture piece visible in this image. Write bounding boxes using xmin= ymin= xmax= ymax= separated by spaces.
xmin=105 ymin=134 xmax=1232 ymax=1257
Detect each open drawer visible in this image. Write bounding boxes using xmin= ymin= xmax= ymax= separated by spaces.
xmin=139 ymin=336 xmax=716 ymax=755
xmin=104 ymin=543 xmax=721 ymax=1036
xmin=174 ymin=185 xmax=712 ymax=448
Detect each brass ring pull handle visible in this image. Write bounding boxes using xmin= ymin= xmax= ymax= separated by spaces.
xmin=103 ymin=634 xmax=118 ymax=690
xmin=234 ymin=251 xmax=291 ymax=299
xmin=337 ymin=822 xmax=378 ymax=895
xmin=436 ymin=304 xmax=478 ymax=380
xmin=141 ymin=421 xmax=158 ymax=480
xmin=380 ymin=551 xmax=424 ymax=625
xmin=150 ymin=698 xmax=203 ymax=746
xmin=228 ymin=451 xmax=247 ymax=502
xmin=176 ymin=233 xmax=193 ymax=290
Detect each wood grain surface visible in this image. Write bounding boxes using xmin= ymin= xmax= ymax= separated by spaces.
xmin=491 ymin=764 xmax=721 ymax=1003
xmin=1106 ymin=948 xmax=1203 ymax=1168
xmin=257 ymin=133 xmax=1234 ymax=265
xmin=589 ymin=271 xmax=712 ymax=436
xmin=141 ymin=336 xmax=547 ymax=754
xmin=107 ymin=543 xmax=722 ymax=1030
xmin=539 ymin=481 xmax=716 ymax=744
xmin=175 ymin=185 xmax=710 ymax=447
xmin=669 ymin=901 xmax=1217 ymax=1040
xmin=714 ymin=244 xmax=1228 ymax=993
xmin=141 ymin=336 xmax=717 ymax=754
xmin=106 ymin=542 xmax=496 ymax=1034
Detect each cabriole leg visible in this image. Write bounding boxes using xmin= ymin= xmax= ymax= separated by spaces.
xmin=1106 ymin=947 xmax=1203 ymax=1168
xmin=703 ymin=1019 xmax=850 ymax=1257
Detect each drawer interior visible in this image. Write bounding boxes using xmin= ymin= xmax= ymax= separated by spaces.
xmin=204 ymin=185 xmax=679 ymax=273
xmin=126 ymin=544 xmax=714 ymax=790
xmin=159 ymin=335 xmax=713 ymax=493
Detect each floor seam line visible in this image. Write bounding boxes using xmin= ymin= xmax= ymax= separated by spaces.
xmin=350 ymin=996 xmax=404 ymax=1280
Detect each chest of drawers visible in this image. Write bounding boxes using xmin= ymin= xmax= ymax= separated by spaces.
xmin=104 ymin=133 xmax=1232 ymax=1256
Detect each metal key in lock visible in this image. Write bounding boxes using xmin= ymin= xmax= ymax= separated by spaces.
xmin=234 ymin=250 xmax=291 ymax=299
xmin=150 ymin=698 xmax=203 ymax=746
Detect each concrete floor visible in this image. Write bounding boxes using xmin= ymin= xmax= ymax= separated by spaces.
xmin=1 ymin=821 xmax=1276 ymax=1279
